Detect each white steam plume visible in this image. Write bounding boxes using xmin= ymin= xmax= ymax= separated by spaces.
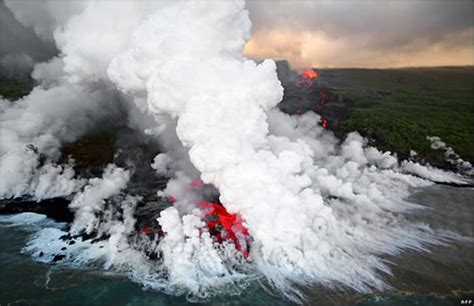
xmin=105 ymin=1 xmax=454 ymax=301
xmin=0 ymin=83 xmax=120 ymax=199
xmin=69 ymin=164 xmax=130 ymax=235
xmin=4 ymin=1 xmax=85 ymax=42
xmin=1 ymin=2 xmax=149 ymax=201
xmin=427 ymin=136 xmax=472 ymax=173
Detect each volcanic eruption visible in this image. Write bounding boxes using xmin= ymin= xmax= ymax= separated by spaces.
xmin=0 ymin=1 xmax=471 ymax=303
xmin=302 ymin=68 xmax=319 ymax=79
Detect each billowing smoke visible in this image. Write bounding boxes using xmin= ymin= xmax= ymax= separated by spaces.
xmin=427 ymin=136 xmax=472 ymax=173
xmin=0 ymin=79 xmax=130 ymax=198
xmin=0 ymin=1 xmax=470 ymax=303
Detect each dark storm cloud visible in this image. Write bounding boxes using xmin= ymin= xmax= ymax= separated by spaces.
xmin=248 ymin=1 xmax=472 ymax=48
xmin=0 ymin=1 xmax=471 ymax=71
xmin=246 ymin=1 xmax=473 ymax=68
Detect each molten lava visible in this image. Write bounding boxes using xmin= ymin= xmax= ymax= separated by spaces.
xmin=321 ymin=118 xmax=328 ymax=129
xmin=163 ymin=179 xmax=251 ymax=258
xmin=302 ymin=68 xmax=319 ymax=79
xmin=198 ymin=201 xmax=250 ymax=258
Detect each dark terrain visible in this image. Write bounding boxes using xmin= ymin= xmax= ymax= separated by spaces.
xmin=276 ymin=63 xmax=474 ymax=169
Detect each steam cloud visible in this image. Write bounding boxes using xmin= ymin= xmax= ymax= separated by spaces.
xmin=427 ymin=136 xmax=473 ymax=173
xmin=0 ymin=1 xmax=470 ymax=303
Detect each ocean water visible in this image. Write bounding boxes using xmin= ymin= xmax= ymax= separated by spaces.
xmin=0 ymin=185 xmax=472 ymax=306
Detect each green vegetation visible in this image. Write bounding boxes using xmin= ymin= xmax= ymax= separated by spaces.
xmin=323 ymin=67 xmax=474 ymax=163
xmin=0 ymin=76 xmax=33 ymax=101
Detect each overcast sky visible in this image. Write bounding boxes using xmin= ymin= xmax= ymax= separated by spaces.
xmin=245 ymin=1 xmax=473 ymax=69
xmin=1 ymin=1 xmax=472 ymax=71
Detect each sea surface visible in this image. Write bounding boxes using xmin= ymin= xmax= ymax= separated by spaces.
xmin=1 ymin=185 xmax=472 ymax=306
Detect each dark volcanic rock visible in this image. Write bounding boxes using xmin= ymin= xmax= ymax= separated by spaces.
xmin=60 ymin=132 xmax=116 ymax=177
xmin=0 ymin=197 xmax=73 ymax=223
xmin=52 ymin=254 xmax=66 ymax=262
xmin=113 ymin=129 xmax=168 ymax=202
xmin=276 ymin=72 xmax=350 ymax=139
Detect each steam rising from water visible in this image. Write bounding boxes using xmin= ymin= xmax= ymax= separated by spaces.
xmin=0 ymin=1 xmax=470 ymax=303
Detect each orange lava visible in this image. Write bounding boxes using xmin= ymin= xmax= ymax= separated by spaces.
xmin=321 ymin=118 xmax=328 ymax=129
xmin=302 ymin=68 xmax=318 ymax=79
xmin=163 ymin=193 xmax=251 ymax=258
xmin=198 ymin=201 xmax=250 ymax=258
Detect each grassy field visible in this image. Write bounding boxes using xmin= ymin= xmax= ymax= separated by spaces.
xmin=321 ymin=67 xmax=474 ymax=164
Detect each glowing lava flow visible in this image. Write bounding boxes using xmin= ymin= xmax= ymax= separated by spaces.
xmin=321 ymin=118 xmax=328 ymax=129
xmin=296 ymin=68 xmax=319 ymax=89
xmin=302 ymin=68 xmax=319 ymax=79
xmin=139 ymin=193 xmax=251 ymax=258
xmin=197 ymin=201 xmax=251 ymax=258
xmin=163 ymin=179 xmax=251 ymax=258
